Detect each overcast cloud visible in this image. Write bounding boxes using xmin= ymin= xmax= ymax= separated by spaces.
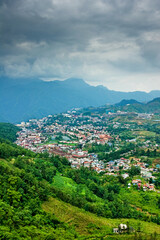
xmin=0 ymin=0 xmax=160 ymax=91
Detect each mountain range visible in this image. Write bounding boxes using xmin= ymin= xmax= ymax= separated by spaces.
xmin=0 ymin=77 xmax=160 ymax=123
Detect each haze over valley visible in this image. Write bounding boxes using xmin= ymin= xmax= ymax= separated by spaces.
xmin=0 ymin=77 xmax=160 ymax=123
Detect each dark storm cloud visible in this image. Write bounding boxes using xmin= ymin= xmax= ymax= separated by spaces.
xmin=0 ymin=0 xmax=160 ymax=91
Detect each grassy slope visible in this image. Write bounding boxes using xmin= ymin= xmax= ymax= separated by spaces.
xmin=42 ymin=197 xmax=160 ymax=239
xmin=53 ymin=174 xmax=160 ymax=216
xmin=52 ymin=174 xmax=103 ymax=202
xmin=49 ymin=174 xmax=160 ymax=239
xmin=132 ymin=130 xmax=156 ymax=137
xmin=119 ymin=188 xmax=160 ymax=215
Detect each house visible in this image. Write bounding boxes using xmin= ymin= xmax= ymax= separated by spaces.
xmin=137 ymin=183 xmax=141 ymax=190
xmin=113 ymin=228 xmax=119 ymax=234
xmin=113 ymin=223 xmax=134 ymax=234
xmin=132 ymin=179 xmax=141 ymax=185
xmin=143 ymin=184 xmax=148 ymax=191
xmin=148 ymin=184 xmax=154 ymax=191
xmin=119 ymin=224 xmax=127 ymax=232
xmin=122 ymin=173 xmax=129 ymax=179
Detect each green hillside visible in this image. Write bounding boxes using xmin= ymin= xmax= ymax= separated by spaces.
xmin=0 ymin=127 xmax=160 ymax=239
xmin=114 ymin=97 xmax=160 ymax=114
xmin=0 ymin=149 xmax=77 ymax=239
xmin=43 ymin=197 xmax=160 ymax=239
xmin=0 ymin=122 xmax=20 ymax=142
xmin=81 ymin=97 xmax=160 ymax=115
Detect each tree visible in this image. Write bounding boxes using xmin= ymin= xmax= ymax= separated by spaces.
xmin=129 ymin=166 xmax=141 ymax=177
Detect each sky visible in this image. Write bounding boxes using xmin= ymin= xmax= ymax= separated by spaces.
xmin=0 ymin=0 xmax=160 ymax=92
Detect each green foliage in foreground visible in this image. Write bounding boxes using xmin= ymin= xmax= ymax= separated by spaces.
xmin=0 ymin=140 xmax=34 ymax=159
xmin=0 ymin=122 xmax=20 ymax=142
xmin=0 ymin=158 xmax=79 ymax=239
xmin=43 ymin=197 xmax=160 ymax=238
xmin=0 ymin=138 xmax=160 ymax=239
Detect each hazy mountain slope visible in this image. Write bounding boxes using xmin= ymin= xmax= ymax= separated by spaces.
xmin=115 ymin=97 xmax=160 ymax=113
xmin=145 ymin=97 xmax=160 ymax=113
xmin=0 ymin=77 xmax=160 ymax=123
xmin=115 ymin=99 xmax=142 ymax=106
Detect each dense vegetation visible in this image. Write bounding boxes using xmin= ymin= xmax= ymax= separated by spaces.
xmin=0 ymin=123 xmax=20 ymax=142
xmin=0 ymin=140 xmax=78 ymax=239
xmin=0 ymin=124 xmax=160 ymax=239
xmin=86 ymin=142 xmax=135 ymax=161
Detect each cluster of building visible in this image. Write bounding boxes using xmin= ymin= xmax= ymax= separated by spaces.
xmin=130 ymin=179 xmax=155 ymax=191
xmin=15 ymin=109 xmax=159 ymax=191
xmin=15 ymin=128 xmax=46 ymax=151
xmin=106 ymin=158 xmax=130 ymax=172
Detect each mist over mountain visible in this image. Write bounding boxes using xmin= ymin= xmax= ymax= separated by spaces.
xmin=0 ymin=77 xmax=160 ymax=123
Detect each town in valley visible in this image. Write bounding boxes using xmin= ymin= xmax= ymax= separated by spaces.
xmin=15 ymin=106 xmax=160 ymax=193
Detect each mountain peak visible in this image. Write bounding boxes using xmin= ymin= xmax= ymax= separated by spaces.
xmin=0 ymin=76 xmax=160 ymax=123
xmin=97 ymin=85 xmax=109 ymax=90
xmin=62 ymin=78 xmax=89 ymax=88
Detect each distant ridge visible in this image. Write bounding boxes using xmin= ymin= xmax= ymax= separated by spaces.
xmin=115 ymin=99 xmax=142 ymax=107
xmin=110 ymin=97 xmax=160 ymax=114
xmin=147 ymin=97 xmax=160 ymax=104
xmin=0 ymin=77 xmax=160 ymax=123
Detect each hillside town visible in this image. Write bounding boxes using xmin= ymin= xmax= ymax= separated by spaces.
xmin=15 ymin=109 xmax=160 ymax=192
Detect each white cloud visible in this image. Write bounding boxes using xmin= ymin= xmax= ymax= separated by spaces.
xmin=0 ymin=0 xmax=160 ymax=91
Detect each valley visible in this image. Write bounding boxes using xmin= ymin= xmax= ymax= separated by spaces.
xmin=0 ymin=100 xmax=160 ymax=239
